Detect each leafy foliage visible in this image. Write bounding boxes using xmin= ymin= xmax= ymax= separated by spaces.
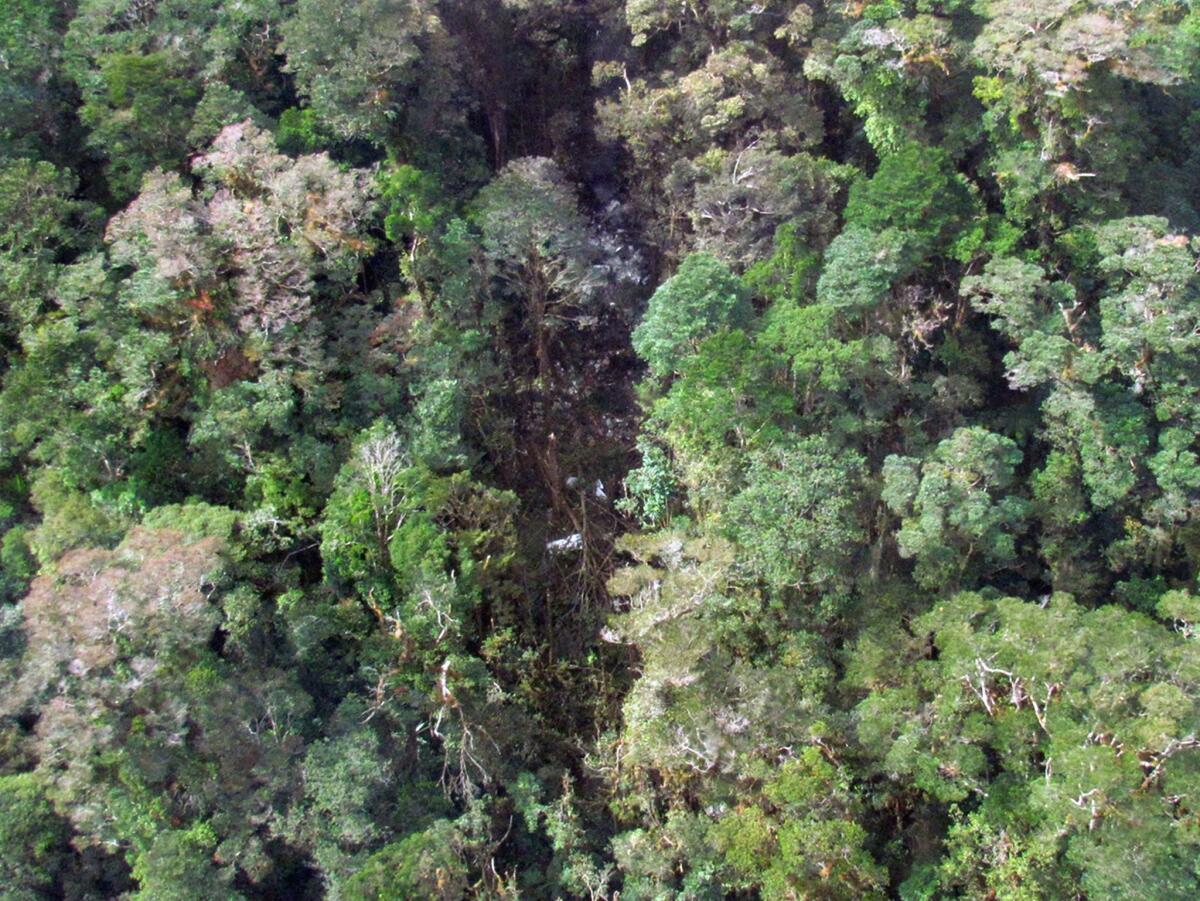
xmin=632 ymin=253 xmax=753 ymax=378
xmin=4 ymin=1 xmax=1200 ymax=897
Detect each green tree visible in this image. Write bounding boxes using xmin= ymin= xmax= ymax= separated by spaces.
xmin=805 ymin=3 xmax=975 ymax=154
xmin=279 ymin=724 xmax=400 ymax=894
xmin=0 ymin=158 xmax=100 ymax=347
xmin=711 ymin=747 xmax=886 ymax=900
xmin=971 ymin=0 xmax=1200 ymax=223
xmin=648 ymin=329 xmax=791 ymax=512
xmin=0 ymin=773 xmax=71 ymax=899
xmin=281 ymin=0 xmax=477 ymax=165
xmin=607 ymin=531 xmax=835 ymax=780
xmin=688 ymin=148 xmax=846 ymax=270
xmin=855 ymin=591 xmax=1200 ymax=899
xmin=475 ymin=157 xmax=607 ymax=386
xmin=65 ymin=0 xmax=286 ymax=197
xmin=727 ymin=437 xmax=865 ymax=596
xmin=632 ymin=253 xmax=753 ymax=379
xmin=816 ymin=227 xmax=909 ymax=313
xmin=618 ymin=439 xmax=678 ymax=527
xmin=883 ymin=427 xmax=1029 ymax=591
xmin=130 ymin=825 xmax=236 ymax=901
xmin=0 ymin=1 xmax=76 ymax=160
xmin=344 ymin=820 xmax=469 ymax=901
xmin=843 ymin=143 xmax=978 ymax=264
xmin=7 ymin=524 xmax=311 ymax=893
xmin=595 ymin=1 xmax=824 ymax=256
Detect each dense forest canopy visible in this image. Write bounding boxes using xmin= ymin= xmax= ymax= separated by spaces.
xmin=2 ymin=0 xmax=1200 ymax=898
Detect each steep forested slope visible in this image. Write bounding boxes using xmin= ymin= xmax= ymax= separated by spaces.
xmin=2 ymin=1 xmax=1200 ymax=898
